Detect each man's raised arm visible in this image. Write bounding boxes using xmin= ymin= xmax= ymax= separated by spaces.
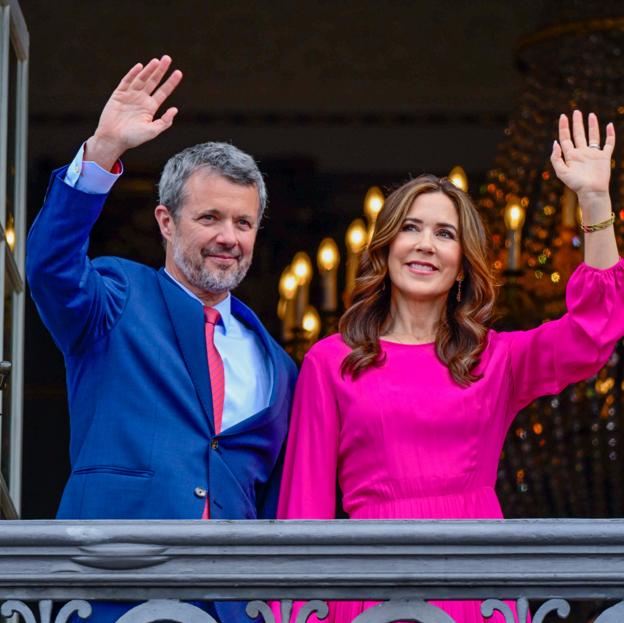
xmin=26 ymin=56 xmax=182 ymax=354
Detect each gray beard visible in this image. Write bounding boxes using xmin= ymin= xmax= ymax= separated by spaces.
xmin=172 ymin=241 xmax=252 ymax=295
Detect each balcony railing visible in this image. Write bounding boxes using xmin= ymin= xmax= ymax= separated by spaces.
xmin=0 ymin=519 xmax=623 ymax=622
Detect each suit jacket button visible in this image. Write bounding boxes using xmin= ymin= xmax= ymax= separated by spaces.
xmin=211 ymin=439 xmax=218 ymax=449
xmin=194 ymin=487 xmax=207 ymax=498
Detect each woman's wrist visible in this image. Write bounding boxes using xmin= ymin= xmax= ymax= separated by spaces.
xmin=577 ymin=190 xmax=612 ymax=222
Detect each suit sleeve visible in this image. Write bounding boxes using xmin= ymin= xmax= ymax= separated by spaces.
xmin=277 ymin=349 xmax=340 ymax=520
xmin=504 ymin=258 xmax=624 ymax=416
xmin=26 ymin=167 xmax=129 ymax=356
xmin=256 ymin=446 xmax=285 ymax=519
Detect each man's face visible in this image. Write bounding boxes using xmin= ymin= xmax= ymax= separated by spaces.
xmin=157 ymin=170 xmax=260 ymax=300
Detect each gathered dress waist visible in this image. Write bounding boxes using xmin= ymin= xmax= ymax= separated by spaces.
xmin=347 ymin=485 xmax=504 ymax=520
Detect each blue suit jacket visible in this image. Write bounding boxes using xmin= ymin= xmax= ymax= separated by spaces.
xmin=27 ymin=168 xmax=297 ymax=622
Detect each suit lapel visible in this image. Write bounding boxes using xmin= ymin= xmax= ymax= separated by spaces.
xmin=157 ymin=269 xmax=215 ymax=433
xmin=220 ymin=297 xmax=288 ymax=436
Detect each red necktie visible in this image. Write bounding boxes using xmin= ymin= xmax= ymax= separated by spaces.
xmin=204 ymin=307 xmax=224 ymax=434
xmin=202 ymin=307 xmax=225 ymax=520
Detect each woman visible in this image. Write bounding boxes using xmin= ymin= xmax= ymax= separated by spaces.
xmin=277 ymin=111 xmax=623 ymax=623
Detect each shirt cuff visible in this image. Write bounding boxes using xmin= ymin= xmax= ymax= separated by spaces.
xmin=64 ymin=142 xmax=123 ymax=195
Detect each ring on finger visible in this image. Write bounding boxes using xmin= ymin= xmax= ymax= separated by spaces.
xmin=589 ymin=143 xmax=601 ymax=149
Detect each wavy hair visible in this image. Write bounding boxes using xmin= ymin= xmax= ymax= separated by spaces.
xmin=339 ymin=174 xmax=497 ymax=387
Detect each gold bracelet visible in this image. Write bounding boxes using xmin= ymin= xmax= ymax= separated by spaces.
xmin=580 ymin=211 xmax=615 ymax=233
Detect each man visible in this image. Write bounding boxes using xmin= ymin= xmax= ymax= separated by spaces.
xmin=26 ymin=56 xmax=297 ymax=622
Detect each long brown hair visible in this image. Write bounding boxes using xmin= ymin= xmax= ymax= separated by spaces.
xmin=339 ymin=174 xmax=497 ymax=386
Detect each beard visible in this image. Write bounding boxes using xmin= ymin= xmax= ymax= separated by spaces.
xmin=172 ymin=237 xmax=252 ymax=295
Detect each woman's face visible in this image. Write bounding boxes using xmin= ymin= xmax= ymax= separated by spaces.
xmin=387 ymin=191 xmax=463 ymax=305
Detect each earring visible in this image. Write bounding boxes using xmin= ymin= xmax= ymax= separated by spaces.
xmin=456 ymin=275 xmax=464 ymax=303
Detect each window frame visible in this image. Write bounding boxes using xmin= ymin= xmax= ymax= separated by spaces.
xmin=0 ymin=0 xmax=29 ymax=518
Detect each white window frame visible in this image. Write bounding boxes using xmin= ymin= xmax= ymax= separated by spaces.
xmin=0 ymin=0 xmax=28 ymax=517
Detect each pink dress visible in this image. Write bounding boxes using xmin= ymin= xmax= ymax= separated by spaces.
xmin=277 ymin=259 xmax=624 ymax=623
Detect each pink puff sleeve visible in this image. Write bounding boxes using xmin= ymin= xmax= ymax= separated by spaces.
xmin=504 ymin=258 xmax=624 ymax=415
xmin=277 ymin=347 xmax=340 ymax=520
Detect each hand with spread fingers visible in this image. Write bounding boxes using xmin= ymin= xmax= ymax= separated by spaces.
xmin=551 ymin=110 xmax=619 ymax=269
xmin=551 ymin=110 xmax=614 ymax=196
xmin=85 ymin=55 xmax=183 ymax=171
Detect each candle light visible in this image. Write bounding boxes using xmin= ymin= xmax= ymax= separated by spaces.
xmin=364 ymin=186 xmax=384 ymax=224
xmin=364 ymin=186 xmax=384 ymax=242
xmin=504 ymin=195 xmax=526 ymax=271
xmin=448 ymin=165 xmax=468 ymax=192
xmin=278 ymin=266 xmax=297 ymax=341
xmin=277 ymin=299 xmax=287 ymax=319
xmin=291 ymin=252 xmax=313 ymax=327
xmin=5 ymin=226 xmax=15 ymax=251
xmin=5 ymin=214 xmax=15 ymax=251
xmin=302 ymin=306 xmax=321 ymax=342
xmin=317 ymin=238 xmax=340 ymax=312
xmin=344 ymin=218 xmax=367 ymax=307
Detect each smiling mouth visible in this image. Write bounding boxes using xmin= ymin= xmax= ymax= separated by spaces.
xmin=206 ymin=254 xmax=238 ymax=263
xmin=406 ymin=261 xmax=438 ymax=273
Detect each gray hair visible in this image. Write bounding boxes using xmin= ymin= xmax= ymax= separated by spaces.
xmin=158 ymin=142 xmax=267 ymax=221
